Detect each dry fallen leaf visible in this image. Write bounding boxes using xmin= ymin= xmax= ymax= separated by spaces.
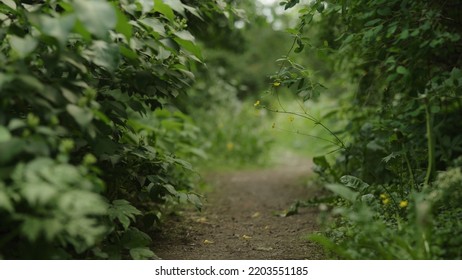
xmin=196 ymin=217 xmax=207 ymax=223
xmin=242 ymin=235 xmax=252 ymax=240
xmin=256 ymin=247 xmax=273 ymax=252
xmin=203 ymin=239 xmax=214 ymax=244
xmin=251 ymin=212 xmax=260 ymax=218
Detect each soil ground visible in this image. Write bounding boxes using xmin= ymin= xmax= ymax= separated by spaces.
xmin=152 ymin=156 xmax=324 ymax=259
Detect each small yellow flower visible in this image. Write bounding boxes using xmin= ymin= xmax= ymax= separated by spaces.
xmin=226 ymin=142 xmax=234 ymax=151
xmin=273 ymin=81 xmax=281 ymax=87
xmin=382 ymin=198 xmax=390 ymax=205
xmin=399 ymin=200 xmax=408 ymax=208
xmin=254 ymin=100 xmax=260 ymax=107
xmin=380 ymin=193 xmax=387 ymax=199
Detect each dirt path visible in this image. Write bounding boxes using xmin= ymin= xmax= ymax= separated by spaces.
xmin=152 ymin=156 xmax=323 ymax=259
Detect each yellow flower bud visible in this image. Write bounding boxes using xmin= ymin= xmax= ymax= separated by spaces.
xmin=399 ymin=200 xmax=408 ymax=208
xmin=226 ymin=142 xmax=234 ymax=151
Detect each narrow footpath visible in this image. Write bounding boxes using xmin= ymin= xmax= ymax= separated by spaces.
xmin=153 ymin=157 xmax=324 ymax=259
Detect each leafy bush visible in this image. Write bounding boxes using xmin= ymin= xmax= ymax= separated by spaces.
xmin=0 ymin=0 xmax=217 ymax=259
xmin=313 ymin=167 xmax=462 ymax=259
xmin=275 ymin=0 xmax=462 ymax=259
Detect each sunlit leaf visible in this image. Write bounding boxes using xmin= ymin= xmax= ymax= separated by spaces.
xmin=139 ymin=18 xmax=166 ymax=36
xmin=74 ymin=0 xmax=116 ymax=38
xmin=164 ymin=0 xmax=185 ymax=16
xmin=1 ymin=0 xmax=16 ymax=10
xmin=0 ymin=126 xmax=11 ymax=142
xmin=129 ymin=247 xmax=156 ymax=260
xmin=137 ymin=0 xmax=154 ymax=14
xmin=325 ymin=183 xmax=358 ymax=202
xmin=36 ymin=14 xmax=76 ymax=46
xmin=66 ymin=104 xmax=94 ymax=128
xmin=21 ymin=183 xmax=58 ymax=206
xmin=154 ymin=0 xmax=175 ymax=21
xmin=9 ymin=35 xmax=37 ymax=58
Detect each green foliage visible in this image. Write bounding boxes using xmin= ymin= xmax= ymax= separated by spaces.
xmin=277 ymin=0 xmax=462 ymax=259
xmin=183 ymin=69 xmax=273 ymax=168
xmin=0 ymin=0 xmax=222 ymax=259
xmin=176 ymin=4 xmax=280 ymax=168
xmin=314 ymin=166 xmax=462 ymax=259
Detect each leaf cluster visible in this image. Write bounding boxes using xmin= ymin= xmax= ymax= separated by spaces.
xmin=0 ymin=0 xmax=221 ymax=259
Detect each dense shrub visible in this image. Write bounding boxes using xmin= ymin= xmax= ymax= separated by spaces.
xmin=276 ymin=0 xmax=462 ymax=259
xmin=0 ymin=0 xmax=218 ymax=259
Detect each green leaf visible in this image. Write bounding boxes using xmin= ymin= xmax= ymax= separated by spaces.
xmin=17 ymin=75 xmax=44 ymax=92
xmin=396 ymin=66 xmax=409 ymax=75
xmin=86 ymin=41 xmax=120 ymax=71
xmin=174 ymin=38 xmax=202 ymax=61
xmin=121 ymin=228 xmax=152 ymax=249
xmin=340 ymin=175 xmax=370 ymax=192
xmin=0 ymin=185 xmax=14 ymax=213
xmin=172 ymin=158 xmax=193 ymax=171
xmin=187 ymin=193 xmax=202 ymax=210
xmin=0 ymin=73 xmax=14 ymax=90
xmin=65 ymin=217 xmax=107 ymax=250
xmin=74 ymin=0 xmax=117 ymax=38
xmin=115 ymin=9 xmax=132 ymax=40
xmin=164 ymin=0 xmax=185 ymax=16
xmin=42 ymin=218 xmax=63 ymax=241
xmin=0 ymin=138 xmax=25 ymax=164
xmin=154 ymin=0 xmax=175 ymax=21
xmin=308 ymin=234 xmax=348 ymax=258
xmin=366 ymin=140 xmax=385 ymax=151
xmin=66 ymin=104 xmax=93 ymax=128
xmin=36 ymin=14 xmax=76 ymax=46
xmin=58 ymin=190 xmax=108 ymax=216
xmin=184 ymin=5 xmax=203 ymax=20
xmin=21 ymin=216 xmax=43 ymax=242
xmin=0 ymin=126 xmax=11 ymax=142
xmin=365 ymin=18 xmax=382 ymax=27
xmin=313 ymin=155 xmax=331 ymax=170
xmin=108 ymin=199 xmax=142 ymax=230
xmin=129 ymin=247 xmax=156 ymax=260
xmin=174 ymin=30 xmax=195 ymax=41
xmin=399 ymin=29 xmax=409 ymax=40
xmin=139 ymin=18 xmax=166 ymax=36
xmin=9 ymin=35 xmax=38 ymax=58
xmin=21 ymin=182 xmax=58 ymax=206
xmin=156 ymin=46 xmax=171 ymax=60
xmin=163 ymin=184 xmax=178 ymax=195
xmin=1 ymin=0 xmax=16 ymax=10
xmin=137 ymin=0 xmax=154 ymax=14
xmin=120 ymin=46 xmax=138 ymax=60
xmin=325 ymin=183 xmax=358 ymax=202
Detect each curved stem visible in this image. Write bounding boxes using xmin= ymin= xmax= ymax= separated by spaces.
xmin=424 ymin=99 xmax=436 ymax=186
